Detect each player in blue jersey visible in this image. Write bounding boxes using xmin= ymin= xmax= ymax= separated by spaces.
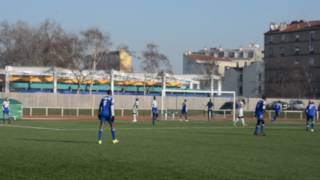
xmin=152 ymin=96 xmax=158 ymax=127
xmin=97 ymin=90 xmax=119 ymax=144
xmin=272 ymin=101 xmax=282 ymax=122
xmin=206 ymin=99 xmax=214 ymax=121
xmin=2 ymin=97 xmax=11 ymax=124
xmin=180 ymin=99 xmax=188 ymax=122
xmin=305 ymin=101 xmax=317 ymax=132
xmin=254 ymin=95 xmax=267 ymax=136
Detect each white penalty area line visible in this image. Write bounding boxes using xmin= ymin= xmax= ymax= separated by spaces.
xmin=0 ymin=124 xmax=306 ymax=132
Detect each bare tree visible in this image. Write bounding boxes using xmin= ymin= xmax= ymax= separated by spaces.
xmin=141 ymin=43 xmax=172 ymax=74
xmin=81 ymin=28 xmax=112 ymax=71
xmin=80 ymin=28 xmax=112 ymax=93
xmin=0 ymin=20 xmax=74 ymax=68
xmin=0 ymin=20 xmax=116 ymax=94
xmin=200 ymin=61 xmax=219 ymax=90
xmin=36 ymin=20 xmax=74 ymax=67
xmin=66 ymin=37 xmax=91 ymax=93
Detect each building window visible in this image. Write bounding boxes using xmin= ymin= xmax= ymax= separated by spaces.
xmin=295 ymin=34 xmax=300 ymax=41
xmin=239 ymin=86 xmax=243 ymax=96
xmin=280 ymin=47 xmax=285 ymax=57
xmin=269 ymin=48 xmax=273 ymax=57
xmin=281 ymin=34 xmax=286 ymax=42
xmin=239 ymin=74 xmax=243 ymax=82
xmin=258 ymin=73 xmax=262 ymax=81
xmin=269 ymin=36 xmax=273 ymax=43
xmin=309 ymin=57 xmax=315 ymax=65
xmin=218 ymin=51 xmax=224 ymax=58
xmin=295 ymin=47 xmax=300 ymax=55
xmin=229 ymin=52 xmax=235 ymax=58
xmin=309 ymin=44 xmax=314 ymax=54
xmin=310 ymin=31 xmax=315 ymax=41
xmin=258 ymin=85 xmax=262 ymax=94
xmin=236 ymin=62 xmax=239 ymax=68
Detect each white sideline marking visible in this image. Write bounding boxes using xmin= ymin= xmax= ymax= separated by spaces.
xmin=0 ymin=124 xmax=305 ymax=132
xmin=0 ymin=124 xmax=63 ymax=131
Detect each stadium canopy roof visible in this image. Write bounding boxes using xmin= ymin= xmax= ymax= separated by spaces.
xmin=0 ymin=66 xmax=220 ymax=85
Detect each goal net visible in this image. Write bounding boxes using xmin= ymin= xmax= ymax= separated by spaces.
xmin=160 ymin=89 xmax=236 ymax=122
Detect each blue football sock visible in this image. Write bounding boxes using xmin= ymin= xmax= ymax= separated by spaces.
xmin=311 ymin=122 xmax=314 ymax=129
xmin=152 ymin=117 xmax=155 ymax=127
xmin=261 ymin=124 xmax=264 ymax=133
xmin=98 ymin=128 xmax=104 ymax=140
xmin=255 ymin=125 xmax=260 ymax=134
xmin=111 ymin=128 xmax=116 ymax=140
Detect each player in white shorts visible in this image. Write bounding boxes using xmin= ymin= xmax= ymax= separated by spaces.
xmin=132 ymin=98 xmax=139 ymax=122
xmin=234 ymin=99 xmax=246 ymax=126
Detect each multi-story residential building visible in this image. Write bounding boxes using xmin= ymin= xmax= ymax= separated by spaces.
xmin=242 ymin=61 xmax=264 ymax=97
xmin=98 ymin=48 xmax=133 ymax=73
xmin=222 ymin=61 xmax=264 ymax=97
xmin=183 ymin=44 xmax=263 ymax=76
xmin=264 ymin=20 xmax=320 ymax=98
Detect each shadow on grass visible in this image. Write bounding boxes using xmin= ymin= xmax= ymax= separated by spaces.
xmin=17 ymin=138 xmax=95 ymax=144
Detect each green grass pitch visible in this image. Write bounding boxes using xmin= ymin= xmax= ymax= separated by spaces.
xmin=0 ymin=120 xmax=319 ymax=180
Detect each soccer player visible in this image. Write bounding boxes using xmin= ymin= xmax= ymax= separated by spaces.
xmin=97 ymin=90 xmax=119 ymax=144
xmin=206 ymin=99 xmax=214 ymax=121
xmin=272 ymin=101 xmax=282 ymax=122
xmin=254 ymin=95 xmax=267 ymax=136
xmin=152 ymin=96 xmax=158 ymax=127
xmin=180 ymin=99 xmax=188 ymax=122
xmin=2 ymin=97 xmax=10 ymax=124
xmin=234 ymin=99 xmax=246 ymax=126
xmin=132 ymin=98 xmax=139 ymax=122
xmin=305 ymin=101 xmax=317 ymax=132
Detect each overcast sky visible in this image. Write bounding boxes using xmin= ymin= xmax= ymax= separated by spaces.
xmin=0 ymin=0 xmax=319 ymax=73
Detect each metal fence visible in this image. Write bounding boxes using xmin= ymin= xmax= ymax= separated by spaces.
xmin=21 ymin=107 xmax=315 ymax=121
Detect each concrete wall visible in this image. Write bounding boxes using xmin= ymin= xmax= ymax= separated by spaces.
xmin=0 ymin=92 xmax=232 ymax=110
xmin=1 ymin=92 xmax=319 ymax=111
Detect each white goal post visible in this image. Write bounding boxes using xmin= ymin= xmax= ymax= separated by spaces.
xmin=161 ymin=89 xmax=236 ymax=122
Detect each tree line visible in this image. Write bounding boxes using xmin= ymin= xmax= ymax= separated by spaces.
xmin=0 ymin=20 xmax=172 ymax=74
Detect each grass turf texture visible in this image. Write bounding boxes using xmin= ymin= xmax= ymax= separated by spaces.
xmin=0 ymin=120 xmax=319 ymax=180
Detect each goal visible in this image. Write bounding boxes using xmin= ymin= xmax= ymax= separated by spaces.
xmin=160 ymin=89 xmax=236 ymax=122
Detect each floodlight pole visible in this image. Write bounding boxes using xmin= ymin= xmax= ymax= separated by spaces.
xmin=4 ymin=66 xmax=10 ymax=93
xmin=210 ymin=75 xmax=214 ymax=97
xmin=161 ymin=72 xmax=166 ymax=117
xmin=110 ymin=70 xmax=114 ymax=95
xmin=53 ymin=67 xmax=57 ymax=94
xmin=143 ymin=73 xmax=146 ymax=96
xmin=218 ymin=79 xmax=222 ymax=96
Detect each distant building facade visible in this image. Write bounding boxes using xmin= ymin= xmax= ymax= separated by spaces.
xmin=183 ymin=44 xmax=263 ymax=76
xmin=99 ymin=49 xmax=133 ymax=73
xmin=222 ymin=61 xmax=264 ymax=97
xmin=264 ymin=20 xmax=320 ymax=98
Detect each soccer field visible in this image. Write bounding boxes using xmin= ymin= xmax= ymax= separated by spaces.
xmin=0 ymin=120 xmax=319 ymax=180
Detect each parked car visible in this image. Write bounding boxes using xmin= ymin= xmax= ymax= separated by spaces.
xmin=266 ymin=101 xmax=289 ymax=110
xmin=288 ymin=100 xmax=305 ymax=110
xmin=219 ymin=101 xmax=233 ymax=110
